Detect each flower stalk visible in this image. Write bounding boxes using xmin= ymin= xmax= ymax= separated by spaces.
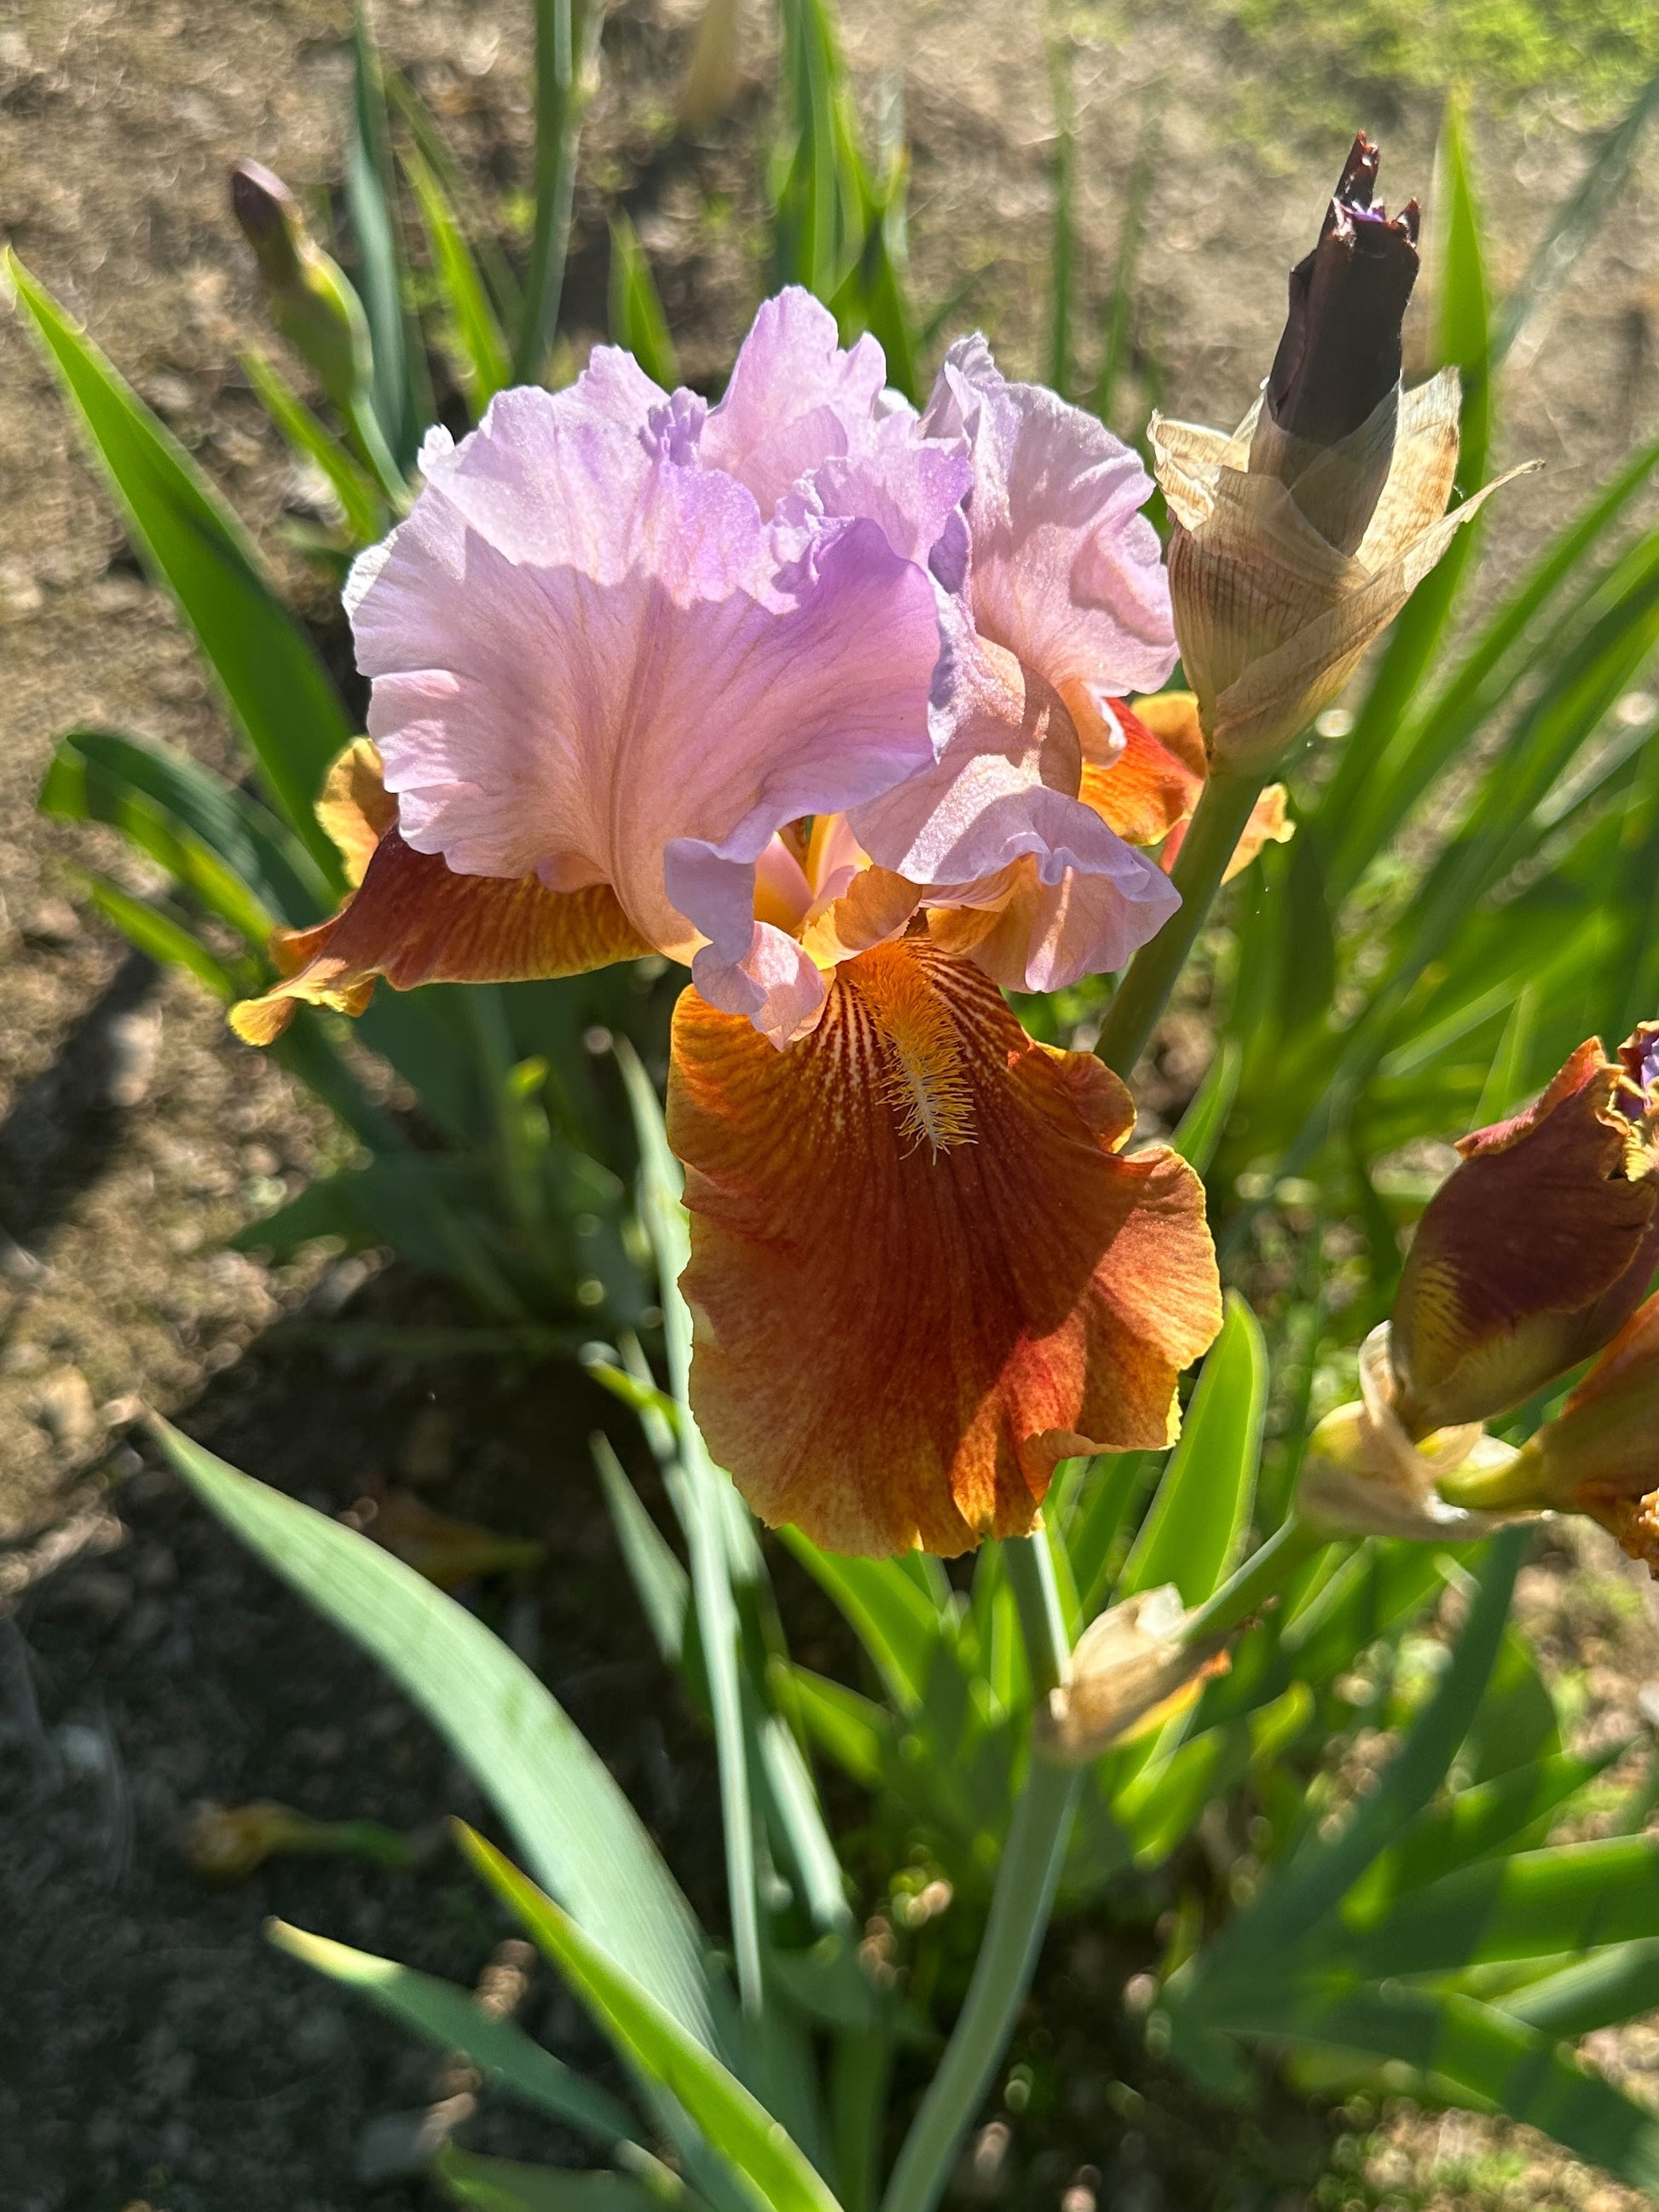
xmin=1094 ymin=763 xmax=1267 ymax=1081
xmin=1180 ymin=1513 xmax=1326 ymax=1645
xmin=881 ymin=1537 xmax=1079 ymax=2212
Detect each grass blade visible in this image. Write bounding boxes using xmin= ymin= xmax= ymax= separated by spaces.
xmin=616 ymin=1043 xmax=764 ymax=2020
xmin=77 ymin=875 xmax=241 ymax=1002
xmin=518 ymin=0 xmax=602 ymax=381
xmin=788 ymin=1666 xmax=893 ymax=1789
xmin=347 ymin=2 xmax=428 ymax=465
xmin=405 ymin=141 xmax=513 ymax=413
xmin=778 ymin=1533 xmax=951 ymax=1714
xmin=1062 ymin=1453 xmax=1159 ymax=1620
xmin=1342 ymin=1752 xmax=1608 ymax=1924
xmin=609 ymin=214 xmax=679 ymax=390
xmin=1341 ymin=1833 xmax=1659 ymax=1977
xmin=1268 ymin=1984 xmax=1659 ymax=2188
xmin=1090 ymin=116 xmax=1157 ymax=430
xmin=592 ymin=1431 xmax=690 ymax=1667
xmin=1191 ymin=1532 xmax=1523 ymax=1980
xmin=1505 ymin=1938 xmax=1659 ymax=2040
xmin=436 ymin=2150 xmax=686 ymax=2209
xmin=40 ymin=725 xmax=329 ymax=933
xmin=268 ymin=1920 xmax=645 ymax=2146
xmin=1321 ymin=433 xmax=1659 ymax=901
xmin=772 ymin=0 xmax=840 ymax=299
xmin=1173 ymin=1040 xmax=1240 ymax=1174
xmin=390 ymin=72 xmax=525 ymax=331
xmin=242 ymin=349 xmax=388 ymax=544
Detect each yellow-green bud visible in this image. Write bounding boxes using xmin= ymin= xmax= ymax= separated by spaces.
xmin=231 ymin=159 xmax=373 ymax=417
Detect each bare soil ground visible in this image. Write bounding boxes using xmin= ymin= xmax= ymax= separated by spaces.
xmin=5 ymin=1 xmax=1659 ymax=2205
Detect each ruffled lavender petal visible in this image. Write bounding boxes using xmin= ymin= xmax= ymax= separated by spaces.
xmin=923 ymin=336 xmax=1177 ymax=707
xmin=698 ymin=288 xmax=890 ymax=511
xmin=350 ymin=383 xmax=941 ymax=970
xmin=851 ymin=602 xmax=1179 ymax=985
xmin=689 ymin=923 xmax=829 ymax=1048
xmin=774 ymin=409 xmax=972 ymax=584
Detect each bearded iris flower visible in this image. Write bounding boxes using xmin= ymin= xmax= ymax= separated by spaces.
xmin=230 ymin=291 xmax=1223 ymax=1556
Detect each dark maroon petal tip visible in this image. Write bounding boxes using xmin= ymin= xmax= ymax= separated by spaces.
xmin=1263 ymin=135 xmax=1421 ymax=457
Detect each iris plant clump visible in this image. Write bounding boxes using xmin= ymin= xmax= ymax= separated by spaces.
xmin=20 ymin=39 xmax=1659 ymax=2210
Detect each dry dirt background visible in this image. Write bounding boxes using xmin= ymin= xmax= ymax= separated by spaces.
xmin=4 ymin=0 xmax=1659 ymax=2207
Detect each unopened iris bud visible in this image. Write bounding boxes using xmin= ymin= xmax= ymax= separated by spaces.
xmin=1248 ymin=134 xmax=1419 ymax=553
xmin=1151 ymin=133 xmax=1531 ymax=774
xmin=1035 ymin=1585 xmax=1227 ymax=1763
xmin=1439 ymin=1293 xmax=1659 ymax=1573
xmin=1390 ymin=1027 xmax=1659 ymax=1441
xmin=230 ymin=159 xmax=373 ymax=416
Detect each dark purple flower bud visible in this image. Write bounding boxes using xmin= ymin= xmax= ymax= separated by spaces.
xmin=1266 ymin=136 xmax=1420 ymax=448
xmin=1248 ymin=134 xmax=1421 ymax=553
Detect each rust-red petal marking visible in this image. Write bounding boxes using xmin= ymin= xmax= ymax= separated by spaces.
xmin=230 ymin=828 xmax=652 ymax=1044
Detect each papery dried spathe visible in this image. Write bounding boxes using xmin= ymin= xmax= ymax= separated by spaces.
xmin=1298 ymin=1322 xmax=1536 ymax=1543
xmin=1151 ymin=136 xmax=1533 ymax=774
xmin=1035 ymin=1585 xmax=1227 ymax=1762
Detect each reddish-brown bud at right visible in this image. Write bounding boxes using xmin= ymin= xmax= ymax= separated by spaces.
xmin=1439 ymin=1291 xmax=1659 ymax=1575
xmin=1390 ymin=1027 xmax=1659 ymax=1440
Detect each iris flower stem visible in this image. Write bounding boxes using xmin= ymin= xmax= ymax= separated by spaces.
xmin=345 ymin=390 xmax=407 ymax=508
xmin=1093 ymin=765 xmax=1267 ymax=1083
xmin=1180 ymin=1513 xmax=1327 ymax=1645
xmin=879 ymin=1534 xmax=1080 ymax=2212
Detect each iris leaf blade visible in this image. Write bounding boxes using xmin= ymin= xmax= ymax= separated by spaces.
xmin=267 ymin=1920 xmax=645 ymax=2148
xmin=241 ymin=348 xmax=387 ymax=545
xmin=40 ymin=725 xmax=329 ymax=933
xmin=7 ymin=254 xmax=351 ymax=869
xmin=1119 ymin=1294 xmax=1266 ymax=1608
xmin=405 ymin=141 xmax=513 ymax=411
xmin=435 ymin=2150 xmax=685 ymax=2210
xmin=153 ymin=1422 xmax=727 ymax=2055
xmin=609 ymin=214 xmax=679 ymax=390
xmin=458 ymin=1827 xmax=844 ymax=2212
